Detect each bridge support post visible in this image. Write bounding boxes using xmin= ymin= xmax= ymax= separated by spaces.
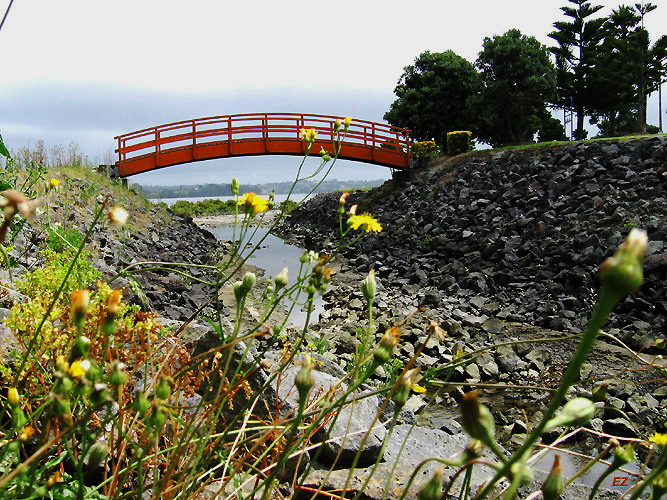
xmin=391 ymin=157 xmax=430 ymax=184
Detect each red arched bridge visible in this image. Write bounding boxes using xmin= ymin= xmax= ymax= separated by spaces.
xmin=114 ymin=113 xmax=412 ymax=177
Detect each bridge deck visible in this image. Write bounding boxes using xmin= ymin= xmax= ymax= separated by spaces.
xmin=115 ymin=113 xmax=411 ymax=176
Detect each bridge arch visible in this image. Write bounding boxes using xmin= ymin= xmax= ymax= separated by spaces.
xmin=115 ymin=113 xmax=412 ymax=177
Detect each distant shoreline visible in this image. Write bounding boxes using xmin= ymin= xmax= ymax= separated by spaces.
xmin=193 ymin=209 xmax=281 ymax=228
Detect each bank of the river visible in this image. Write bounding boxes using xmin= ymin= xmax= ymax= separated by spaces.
xmin=276 ymin=136 xmax=667 ymax=493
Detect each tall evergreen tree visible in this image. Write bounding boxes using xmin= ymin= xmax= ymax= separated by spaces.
xmin=549 ymin=0 xmax=607 ymax=139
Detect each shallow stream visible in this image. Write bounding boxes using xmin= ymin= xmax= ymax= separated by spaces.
xmin=206 ymin=224 xmax=324 ymax=328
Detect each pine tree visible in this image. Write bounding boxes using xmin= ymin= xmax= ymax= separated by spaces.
xmin=549 ymin=0 xmax=607 ymax=139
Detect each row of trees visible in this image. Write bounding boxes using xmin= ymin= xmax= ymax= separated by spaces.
xmin=385 ymin=0 xmax=666 ymax=148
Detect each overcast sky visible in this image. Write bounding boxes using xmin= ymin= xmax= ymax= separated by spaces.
xmin=0 ymin=0 xmax=665 ymax=186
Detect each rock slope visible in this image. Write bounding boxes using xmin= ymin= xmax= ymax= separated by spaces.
xmin=281 ymin=137 xmax=667 ymax=350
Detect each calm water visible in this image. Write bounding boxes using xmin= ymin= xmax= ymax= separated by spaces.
xmin=153 ymin=193 xmax=311 ymax=206
xmin=206 ymin=224 xmax=324 ymax=328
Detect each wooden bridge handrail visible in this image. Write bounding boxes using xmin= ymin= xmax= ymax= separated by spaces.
xmin=115 ymin=113 xmax=412 ymax=175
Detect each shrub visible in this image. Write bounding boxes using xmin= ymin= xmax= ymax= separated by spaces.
xmin=411 ymin=140 xmax=438 ymax=157
xmin=446 ymin=130 xmax=471 ymax=155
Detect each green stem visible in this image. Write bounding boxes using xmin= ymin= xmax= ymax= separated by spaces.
xmin=474 ymin=286 xmax=623 ymax=499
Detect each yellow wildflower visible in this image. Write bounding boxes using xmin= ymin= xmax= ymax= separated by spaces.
xmin=19 ymin=425 xmax=36 ymax=441
xmin=650 ymin=433 xmax=667 ymax=447
xmin=49 ymin=178 xmax=60 ymax=188
xmin=237 ymin=192 xmax=270 ymax=216
xmin=412 ymin=384 xmax=427 ymax=394
xmin=47 ymin=471 xmax=62 ymax=486
xmin=348 ymin=213 xmax=383 ymax=233
xmin=69 ymin=359 xmax=91 ymax=378
xmin=344 ymin=116 xmax=352 ymax=129
xmin=300 ymin=128 xmax=318 ymax=143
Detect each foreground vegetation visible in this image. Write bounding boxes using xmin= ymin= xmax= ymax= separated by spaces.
xmin=1 ymin=126 xmax=667 ymax=499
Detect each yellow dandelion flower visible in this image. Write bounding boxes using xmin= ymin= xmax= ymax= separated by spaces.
xmin=412 ymin=384 xmax=427 ymax=394
xmin=348 ymin=213 xmax=383 ymax=233
xmin=237 ymin=192 xmax=269 ymax=216
xmin=49 ymin=178 xmax=60 ymax=188
xmin=19 ymin=425 xmax=36 ymax=441
xmin=69 ymin=359 xmax=91 ymax=378
xmin=650 ymin=433 xmax=667 ymax=447
xmin=300 ymin=128 xmax=318 ymax=143
xmin=344 ymin=117 xmax=352 ymax=128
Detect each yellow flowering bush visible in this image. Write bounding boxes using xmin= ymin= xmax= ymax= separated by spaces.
xmin=412 ymin=140 xmax=438 ymax=157
xmin=446 ymin=130 xmax=472 ymax=155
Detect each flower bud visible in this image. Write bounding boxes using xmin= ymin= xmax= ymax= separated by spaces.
xmin=7 ymin=387 xmax=20 ymax=407
xmin=155 ymin=376 xmax=172 ymax=400
xmin=242 ymin=272 xmax=256 ymax=292
xmin=86 ymin=441 xmax=109 ymax=470
xmin=418 ymin=467 xmax=443 ymax=500
xmin=231 ymin=178 xmax=240 ymax=195
xmin=373 ymin=326 xmax=401 ymax=365
xmin=541 ymin=454 xmax=564 ymax=500
xmin=233 ymin=280 xmax=245 ymax=303
xmin=70 ymin=335 xmax=91 ymax=361
xmin=51 ymin=394 xmax=71 ymax=419
xmin=612 ymin=443 xmax=635 ymax=467
xmin=108 ymin=361 xmax=127 ymax=386
xmin=600 ymin=228 xmax=647 ymax=300
xmin=274 ymin=267 xmax=289 ymax=290
xmin=343 ymin=117 xmax=352 ymax=130
xmin=544 ymin=397 xmax=595 ymax=432
xmin=360 ymin=269 xmax=377 ymax=304
xmin=70 ymin=289 xmax=90 ymax=328
xmin=460 ymin=391 xmax=495 ymax=447
xmin=392 ymin=368 xmax=421 ymax=407
xmin=463 ymin=440 xmax=485 ymax=461
xmin=319 ymin=147 xmax=331 ymax=162
xmin=591 ymin=381 xmax=609 ymax=403
xmin=133 ymin=392 xmax=151 ymax=415
xmin=295 ymin=354 xmax=315 ymax=403
xmin=334 ymin=118 xmax=342 ymax=132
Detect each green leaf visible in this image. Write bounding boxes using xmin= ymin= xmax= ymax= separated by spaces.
xmin=0 ymin=133 xmax=10 ymax=159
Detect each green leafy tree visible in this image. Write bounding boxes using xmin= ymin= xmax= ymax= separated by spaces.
xmin=384 ymin=50 xmax=481 ymax=148
xmin=473 ymin=29 xmax=557 ymax=147
xmin=549 ymin=0 xmax=607 ymax=139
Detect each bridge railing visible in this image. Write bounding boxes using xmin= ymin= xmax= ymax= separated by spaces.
xmin=115 ymin=113 xmax=411 ymax=167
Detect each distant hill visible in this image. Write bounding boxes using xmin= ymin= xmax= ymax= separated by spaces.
xmin=135 ymin=179 xmax=387 ymax=199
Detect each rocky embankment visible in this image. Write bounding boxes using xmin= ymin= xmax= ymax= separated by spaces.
xmin=277 ymin=137 xmax=667 ymax=456
xmin=281 ymin=137 xmax=667 ymax=347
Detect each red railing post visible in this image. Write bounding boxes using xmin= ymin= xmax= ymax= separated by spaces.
xmin=371 ymin=123 xmax=376 ymax=162
xmin=155 ymin=127 xmax=160 ymax=167
xmin=228 ymin=117 xmax=233 ymax=155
